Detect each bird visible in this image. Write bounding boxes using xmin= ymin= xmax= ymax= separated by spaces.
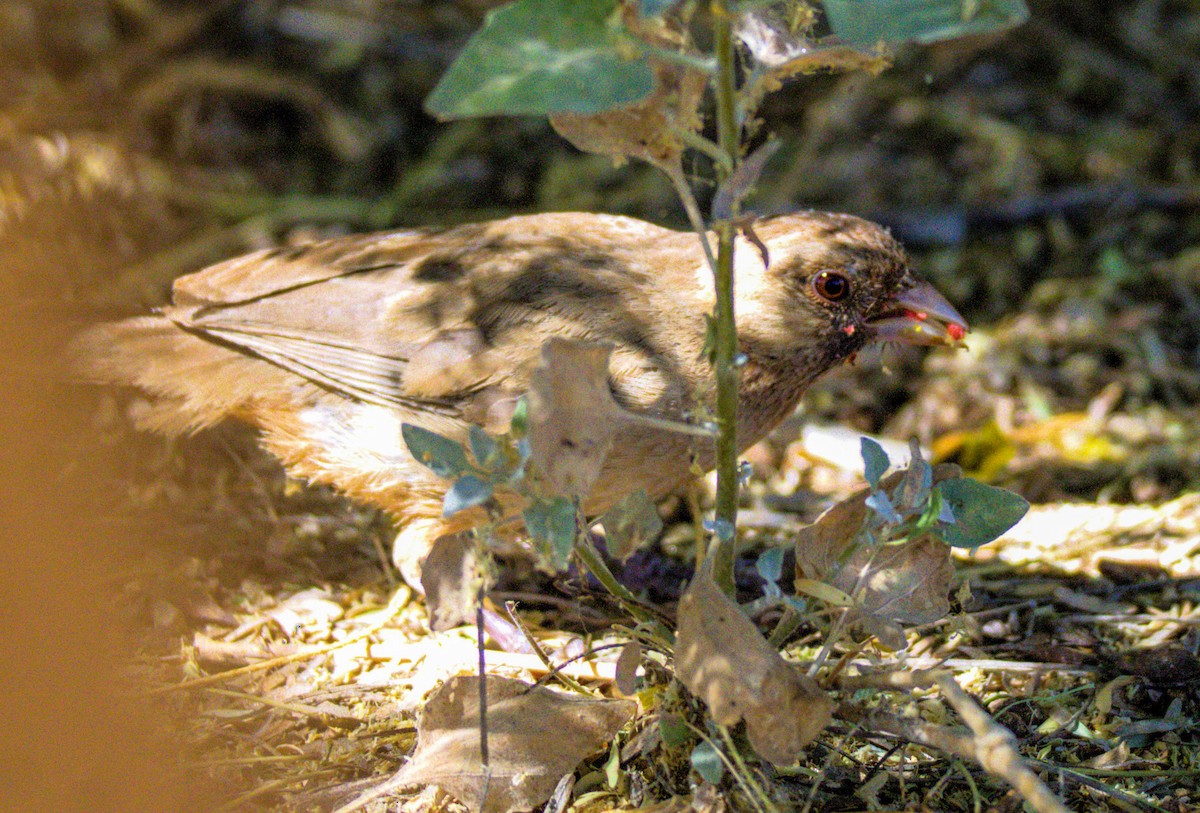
xmin=73 ymin=210 xmax=967 ymax=581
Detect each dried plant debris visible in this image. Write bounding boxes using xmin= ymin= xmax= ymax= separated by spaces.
xmin=527 ymin=338 xmax=624 ymax=498
xmin=675 ymin=568 xmax=833 ymax=765
xmin=338 ymin=675 xmax=635 ymax=813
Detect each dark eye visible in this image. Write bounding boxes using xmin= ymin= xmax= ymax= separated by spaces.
xmin=812 ymin=270 xmax=851 ymax=303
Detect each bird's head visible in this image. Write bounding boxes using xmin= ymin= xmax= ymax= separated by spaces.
xmin=733 ymin=212 xmax=967 ymax=378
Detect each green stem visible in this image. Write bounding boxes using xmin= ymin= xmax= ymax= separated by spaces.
xmin=710 ymin=0 xmax=741 ymax=596
xmin=573 ymin=536 xmax=656 ymax=624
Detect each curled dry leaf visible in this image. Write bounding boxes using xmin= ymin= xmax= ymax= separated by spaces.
xmin=549 ymin=7 xmax=706 ymax=172
xmin=527 ymin=338 xmax=623 ymax=497
xmin=421 ymin=532 xmax=489 ymax=632
xmin=675 ymin=569 xmax=833 ymax=765
xmin=794 ymin=465 xmax=961 ymax=636
xmin=385 ymin=675 xmax=636 ymax=813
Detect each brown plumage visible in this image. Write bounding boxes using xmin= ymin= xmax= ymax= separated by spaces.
xmin=74 ymin=211 xmax=966 ymax=577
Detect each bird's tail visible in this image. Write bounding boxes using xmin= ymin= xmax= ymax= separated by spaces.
xmin=70 ymin=316 xmax=268 ymax=434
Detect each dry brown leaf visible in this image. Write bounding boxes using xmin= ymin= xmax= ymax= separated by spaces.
xmin=675 ymin=569 xmax=832 ymax=765
xmin=527 ymin=337 xmax=623 ymax=497
xmin=794 ymin=465 xmax=960 ymax=635
xmin=549 ymin=8 xmax=706 ymax=173
xmin=421 ymin=533 xmax=487 ymax=632
xmin=388 ymin=675 xmax=636 ymax=813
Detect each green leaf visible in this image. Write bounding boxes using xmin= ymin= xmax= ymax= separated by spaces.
xmin=935 ymin=478 xmax=1029 ymax=548
xmin=402 ymin=424 xmax=472 ymax=478
xmin=658 ymin=713 xmax=691 ymax=748
xmin=468 ymin=425 xmax=500 ymax=468
xmin=523 ymin=496 xmax=579 ymax=570
xmin=755 ymin=545 xmax=785 ymax=585
xmin=638 ymin=0 xmax=678 ymax=16
xmin=860 ymin=436 xmax=890 ymax=489
xmin=689 ymin=739 xmax=725 ymax=783
xmin=443 ymin=475 xmax=494 ymax=517
xmin=425 ymin=0 xmax=656 ymax=119
xmin=510 ymin=395 xmax=530 ymax=437
xmin=598 ymin=489 xmax=662 ymax=561
xmin=823 ymin=0 xmax=1029 ymax=46
xmin=865 ymin=489 xmax=902 ymax=524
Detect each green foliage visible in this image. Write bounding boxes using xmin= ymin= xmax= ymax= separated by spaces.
xmin=857 ymin=438 xmax=1029 ymax=549
xmin=442 ymin=475 xmax=494 ymax=517
xmin=424 ymin=0 xmax=655 ymax=119
xmin=689 ymin=739 xmax=725 ymax=783
xmin=523 ymin=496 xmax=579 ymax=569
xmin=823 ymin=0 xmax=1030 ymax=46
xmin=860 ymin=436 xmax=891 ymax=489
xmin=402 ymin=423 xmax=472 ymax=479
xmin=935 ymin=477 xmax=1030 ymax=548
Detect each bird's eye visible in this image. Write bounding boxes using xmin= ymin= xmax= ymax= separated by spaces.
xmin=812 ymin=270 xmax=851 ymax=303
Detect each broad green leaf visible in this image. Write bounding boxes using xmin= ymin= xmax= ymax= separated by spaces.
xmin=860 ymin=436 xmax=890 ymax=489
xmin=690 ymin=739 xmax=725 ymax=783
xmin=935 ymin=477 xmax=1029 ymax=548
xmin=402 ymin=424 xmax=471 ymax=478
xmin=425 ymin=0 xmax=656 ymax=119
xmin=823 ymin=0 xmax=1029 ymax=46
xmin=443 ymin=475 xmax=494 ymax=517
xmin=523 ymin=496 xmax=579 ymax=570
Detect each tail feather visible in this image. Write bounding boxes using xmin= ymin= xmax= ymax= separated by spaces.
xmin=70 ymin=316 xmax=299 ymax=434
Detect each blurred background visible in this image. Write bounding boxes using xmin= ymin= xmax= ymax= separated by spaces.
xmin=2 ymin=0 xmax=1198 ymax=810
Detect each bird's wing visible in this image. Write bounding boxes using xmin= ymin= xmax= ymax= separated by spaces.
xmin=160 ymin=215 xmax=703 ymax=417
xmin=165 ymin=227 xmax=497 ymax=413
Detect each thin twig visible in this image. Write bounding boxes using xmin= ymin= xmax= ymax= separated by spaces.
xmin=836 ymin=669 xmax=1071 ymax=813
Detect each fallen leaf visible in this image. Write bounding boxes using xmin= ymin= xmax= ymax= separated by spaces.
xmin=421 ymin=533 xmax=488 ymax=632
xmin=794 ymin=465 xmax=961 ymax=634
xmin=390 ymin=675 xmax=636 ymax=813
xmin=675 ymin=569 xmax=832 ymax=765
xmin=527 ymin=338 xmax=623 ymax=497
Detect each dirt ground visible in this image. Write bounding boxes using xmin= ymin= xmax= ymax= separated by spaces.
xmin=2 ymin=1 xmax=1199 ymax=811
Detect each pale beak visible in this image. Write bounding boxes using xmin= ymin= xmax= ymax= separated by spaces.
xmin=869 ymin=280 xmax=968 ymax=347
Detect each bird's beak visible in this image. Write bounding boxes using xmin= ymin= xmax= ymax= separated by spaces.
xmin=869 ymin=280 xmax=968 ymax=347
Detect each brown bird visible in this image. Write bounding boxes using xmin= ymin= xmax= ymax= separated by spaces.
xmin=75 ymin=211 xmax=966 ymax=579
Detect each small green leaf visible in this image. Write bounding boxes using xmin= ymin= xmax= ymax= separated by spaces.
xmin=865 ymin=489 xmax=901 ymax=524
xmin=510 ymin=395 xmax=530 ymax=437
xmin=443 ymin=475 xmax=494 ymax=517
xmin=860 ymin=436 xmax=890 ymax=489
xmin=755 ymin=545 xmax=785 ymax=585
xmin=823 ymin=0 xmax=1029 ymax=46
xmin=638 ymin=0 xmax=678 ymax=16
xmin=468 ymin=425 xmax=500 ymax=468
xmin=598 ymin=489 xmax=662 ymax=561
xmin=425 ymin=0 xmax=656 ymax=119
xmin=935 ymin=478 xmax=1029 ymax=548
xmin=402 ymin=424 xmax=471 ymax=478
xmin=690 ymin=739 xmax=725 ymax=783
xmin=658 ymin=713 xmax=691 ymax=748
xmin=523 ymin=496 xmax=579 ymax=570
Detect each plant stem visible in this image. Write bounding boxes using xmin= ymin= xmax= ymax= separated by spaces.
xmin=710 ymin=0 xmax=741 ymax=596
